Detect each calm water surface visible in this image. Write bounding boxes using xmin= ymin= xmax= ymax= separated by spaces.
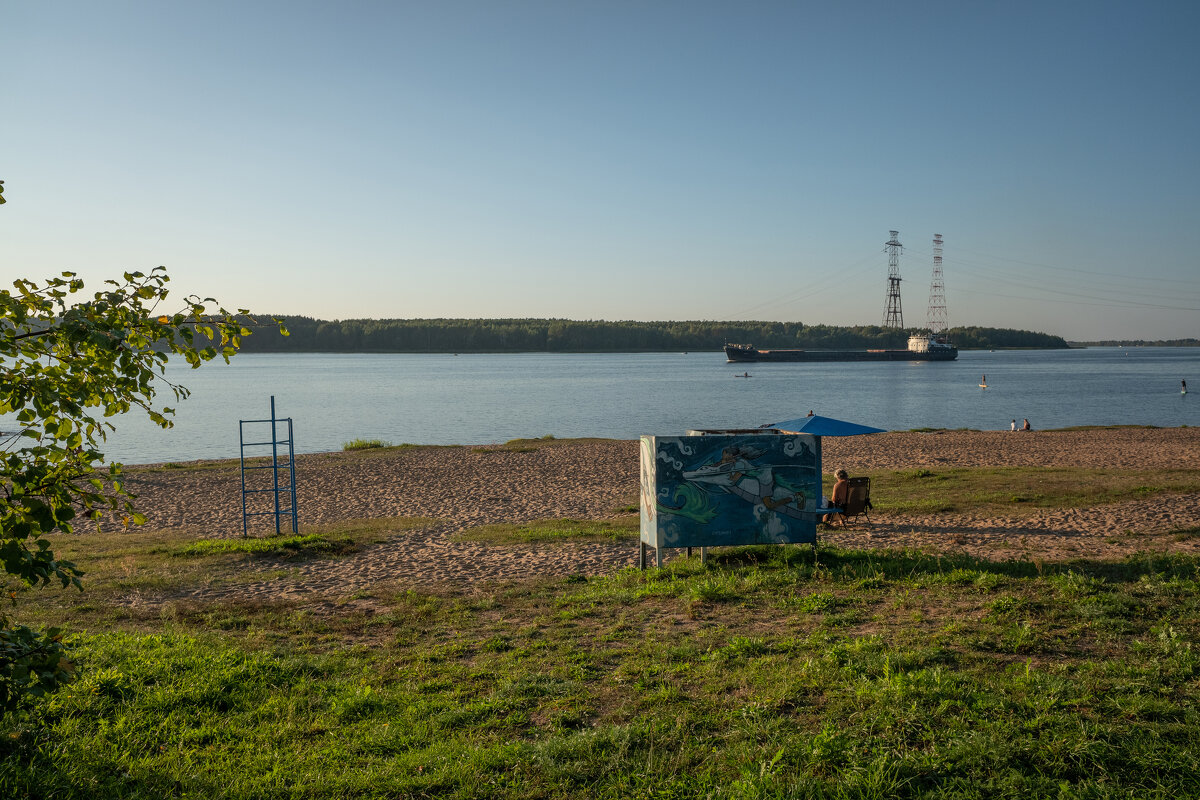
xmin=10 ymin=348 xmax=1198 ymax=464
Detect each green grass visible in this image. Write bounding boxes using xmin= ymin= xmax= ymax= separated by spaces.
xmin=129 ymin=459 xmax=237 ymax=474
xmin=825 ymin=466 xmax=1200 ymax=515
xmin=3 ymin=546 xmax=1200 ymax=798
xmin=174 ymin=533 xmax=361 ymax=558
xmin=4 ymin=457 xmax=1200 ymax=798
xmin=451 ymin=516 xmax=639 ymax=545
xmin=2 ymin=517 xmax=443 ymax=602
xmin=342 ymin=437 xmax=393 ymax=450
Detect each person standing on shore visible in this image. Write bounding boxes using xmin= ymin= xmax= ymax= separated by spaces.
xmin=1022 ymin=418 xmax=1031 ymax=431
xmin=1010 ymin=419 xmax=1017 ymax=432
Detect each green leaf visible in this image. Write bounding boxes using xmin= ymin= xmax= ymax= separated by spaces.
xmin=0 ymin=266 xmax=278 ymax=716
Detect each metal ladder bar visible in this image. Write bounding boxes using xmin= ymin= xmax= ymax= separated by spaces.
xmin=240 ymin=420 xmax=248 ymax=537
xmin=287 ymin=417 xmax=298 ymax=533
xmin=270 ymin=397 xmax=281 ymax=534
xmin=240 ymin=395 xmax=300 ymax=537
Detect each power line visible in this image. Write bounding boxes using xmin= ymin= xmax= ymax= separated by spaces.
xmin=946 ymin=255 xmax=1200 ymax=307
xmin=950 ymin=245 xmax=1200 ymax=285
xmin=953 ymin=285 xmax=1200 ymax=312
xmin=720 ymin=238 xmax=1199 ymax=323
xmin=718 ymin=248 xmax=880 ymax=321
xmin=906 ymin=244 xmax=1200 ymax=307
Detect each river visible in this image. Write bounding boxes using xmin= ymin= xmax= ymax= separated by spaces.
xmin=5 ymin=348 xmax=1197 ymax=464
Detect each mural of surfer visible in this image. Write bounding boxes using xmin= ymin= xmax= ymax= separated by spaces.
xmin=641 ymin=433 xmax=821 ymax=550
xmin=681 ymin=444 xmax=808 ymax=524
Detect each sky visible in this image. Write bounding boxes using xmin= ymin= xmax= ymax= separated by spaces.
xmin=4 ymin=1 xmax=1199 ymax=341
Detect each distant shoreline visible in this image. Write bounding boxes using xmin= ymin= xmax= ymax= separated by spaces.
xmin=216 ymin=346 xmax=1082 ymax=354
xmin=229 ymin=317 xmax=1073 ymax=354
xmin=226 ymin=316 xmax=1197 ymax=353
xmin=122 ymin=425 xmax=1197 ymax=470
xmin=1068 ymin=340 xmax=1200 ymax=348
xmin=211 ymin=343 xmax=1195 ymax=355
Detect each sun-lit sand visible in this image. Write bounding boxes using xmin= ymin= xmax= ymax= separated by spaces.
xmin=120 ymin=428 xmax=1200 ymax=602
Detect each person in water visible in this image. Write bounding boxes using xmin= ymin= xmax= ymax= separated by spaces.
xmin=1021 ymin=418 xmax=1032 ymax=431
xmin=822 ymin=468 xmax=850 ymax=525
xmin=1184 ymin=380 xmax=1189 ymax=393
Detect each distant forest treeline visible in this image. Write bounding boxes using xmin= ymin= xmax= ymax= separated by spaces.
xmin=1069 ymin=339 xmax=1200 ymax=347
xmin=232 ymin=317 xmax=1070 ymax=352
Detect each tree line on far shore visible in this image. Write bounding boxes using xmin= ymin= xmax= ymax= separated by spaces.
xmin=232 ymin=317 xmax=1071 ymax=353
xmin=1068 ymin=338 xmax=1200 ymax=347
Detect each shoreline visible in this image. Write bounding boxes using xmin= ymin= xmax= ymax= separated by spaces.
xmin=104 ymin=427 xmax=1200 ymax=604
xmin=121 ymin=424 xmax=1195 ymax=471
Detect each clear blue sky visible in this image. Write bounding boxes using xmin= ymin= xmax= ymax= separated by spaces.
xmin=4 ymin=1 xmax=1198 ymax=340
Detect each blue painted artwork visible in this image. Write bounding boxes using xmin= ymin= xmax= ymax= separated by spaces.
xmin=640 ymin=433 xmax=821 ymax=550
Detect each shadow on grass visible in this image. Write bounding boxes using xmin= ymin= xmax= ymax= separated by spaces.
xmin=703 ymin=543 xmax=1200 ymax=584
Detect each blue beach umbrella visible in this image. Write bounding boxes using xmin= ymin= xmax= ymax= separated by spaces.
xmin=766 ymin=415 xmax=885 ymax=437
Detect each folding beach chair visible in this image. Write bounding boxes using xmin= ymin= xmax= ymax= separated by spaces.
xmin=837 ymin=477 xmax=873 ymax=527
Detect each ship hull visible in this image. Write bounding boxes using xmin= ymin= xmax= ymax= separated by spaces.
xmin=725 ymin=345 xmax=958 ymax=362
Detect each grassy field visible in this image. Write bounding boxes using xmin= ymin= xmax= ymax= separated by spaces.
xmin=1 ymin=463 xmax=1198 ymax=798
xmin=868 ymin=466 xmax=1200 ymax=515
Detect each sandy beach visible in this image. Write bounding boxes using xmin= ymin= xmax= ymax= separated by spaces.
xmin=120 ymin=428 xmax=1200 ymax=602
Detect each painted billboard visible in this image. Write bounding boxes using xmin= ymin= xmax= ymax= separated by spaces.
xmin=640 ymin=432 xmax=821 ymax=553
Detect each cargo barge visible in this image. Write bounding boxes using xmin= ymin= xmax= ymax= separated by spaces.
xmin=724 ymin=333 xmax=958 ymax=363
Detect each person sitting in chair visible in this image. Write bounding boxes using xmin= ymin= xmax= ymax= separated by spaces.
xmin=823 ymin=468 xmax=850 ymax=525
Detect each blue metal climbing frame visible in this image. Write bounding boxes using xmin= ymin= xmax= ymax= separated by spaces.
xmin=240 ymin=396 xmax=298 ymax=536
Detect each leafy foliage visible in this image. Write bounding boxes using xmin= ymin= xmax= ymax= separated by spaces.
xmin=0 ymin=626 xmax=71 ymax=712
xmin=0 ymin=267 xmax=268 ymax=716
